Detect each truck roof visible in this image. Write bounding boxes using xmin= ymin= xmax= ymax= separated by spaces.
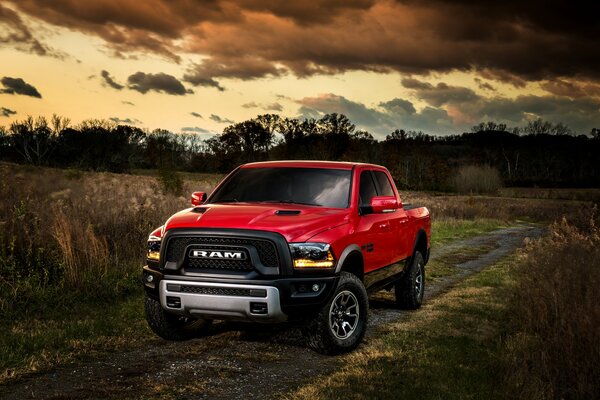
xmin=241 ymin=160 xmax=385 ymax=170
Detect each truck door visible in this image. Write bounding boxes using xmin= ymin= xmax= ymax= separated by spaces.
xmin=372 ymin=170 xmax=410 ymax=264
xmin=356 ymin=170 xmax=391 ymax=273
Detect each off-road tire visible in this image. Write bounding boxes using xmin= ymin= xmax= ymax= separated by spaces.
xmin=303 ymin=272 xmax=369 ymax=355
xmin=144 ymin=295 xmax=212 ymax=341
xmin=395 ymin=251 xmax=425 ymax=309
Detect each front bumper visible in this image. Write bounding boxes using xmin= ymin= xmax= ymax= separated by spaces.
xmin=160 ymin=279 xmax=286 ymax=322
xmin=144 ymin=266 xmax=339 ymax=321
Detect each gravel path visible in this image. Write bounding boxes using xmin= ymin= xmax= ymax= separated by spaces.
xmin=0 ymin=224 xmax=543 ymax=400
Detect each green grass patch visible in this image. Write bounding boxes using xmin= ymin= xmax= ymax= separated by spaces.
xmin=0 ymin=277 xmax=150 ymax=384
xmin=431 ymin=218 xmax=508 ymax=246
xmin=284 ymin=256 xmax=516 ymax=400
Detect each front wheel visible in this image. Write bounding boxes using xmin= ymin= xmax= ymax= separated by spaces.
xmin=395 ymin=251 xmax=425 ymax=309
xmin=144 ymin=295 xmax=212 ymax=341
xmin=303 ymin=272 xmax=369 ymax=355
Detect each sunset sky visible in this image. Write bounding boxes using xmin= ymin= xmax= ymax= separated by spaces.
xmin=1 ymin=0 xmax=599 ymax=139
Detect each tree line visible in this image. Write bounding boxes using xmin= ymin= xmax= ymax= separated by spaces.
xmin=1 ymin=114 xmax=599 ymax=190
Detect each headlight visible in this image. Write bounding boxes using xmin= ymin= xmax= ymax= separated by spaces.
xmin=147 ymin=235 xmax=161 ymax=262
xmin=289 ymin=243 xmax=335 ymax=268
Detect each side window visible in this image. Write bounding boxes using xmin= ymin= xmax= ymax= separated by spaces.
xmin=373 ymin=171 xmax=394 ymax=197
xmin=359 ymin=171 xmax=377 ymax=207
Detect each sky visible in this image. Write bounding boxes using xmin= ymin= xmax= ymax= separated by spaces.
xmin=0 ymin=0 xmax=599 ymax=139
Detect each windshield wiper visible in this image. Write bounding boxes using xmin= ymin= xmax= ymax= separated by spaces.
xmin=262 ymin=200 xmax=322 ymax=207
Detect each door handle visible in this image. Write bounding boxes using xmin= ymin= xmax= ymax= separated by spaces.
xmin=378 ymin=222 xmax=391 ymax=231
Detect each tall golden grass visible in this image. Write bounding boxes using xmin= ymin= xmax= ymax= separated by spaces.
xmin=0 ymin=163 xmax=213 ymax=315
xmin=505 ymin=213 xmax=600 ymax=399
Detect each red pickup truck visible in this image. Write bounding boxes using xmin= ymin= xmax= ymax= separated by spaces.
xmin=142 ymin=161 xmax=431 ymax=354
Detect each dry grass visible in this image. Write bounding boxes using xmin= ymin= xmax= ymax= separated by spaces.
xmin=402 ymin=191 xmax=594 ymax=223
xmin=503 ymin=214 xmax=600 ymax=399
xmin=499 ymin=187 xmax=600 ymax=202
xmin=0 ymin=162 xmax=213 ymax=317
xmin=453 ymin=165 xmax=502 ymax=194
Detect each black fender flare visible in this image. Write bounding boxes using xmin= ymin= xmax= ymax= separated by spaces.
xmin=410 ymin=229 xmax=429 ymax=265
xmin=334 ymin=244 xmax=363 ymax=274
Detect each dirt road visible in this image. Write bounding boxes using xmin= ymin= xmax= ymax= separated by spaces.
xmin=0 ymin=224 xmax=542 ymax=400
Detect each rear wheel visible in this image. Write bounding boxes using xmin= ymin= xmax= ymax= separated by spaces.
xmin=395 ymin=251 xmax=425 ymax=309
xmin=304 ymin=272 xmax=368 ymax=355
xmin=144 ymin=295 xmax=212 ymax=341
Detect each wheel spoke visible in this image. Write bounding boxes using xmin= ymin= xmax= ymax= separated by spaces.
xmin=341 ymin=294 xmax=349 ymax=306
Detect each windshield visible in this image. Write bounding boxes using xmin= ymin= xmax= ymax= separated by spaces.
xmin=209 ymin=167 xmax=352 ymax=208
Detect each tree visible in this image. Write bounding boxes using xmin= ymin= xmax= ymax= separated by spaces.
xmin=145 ymin=129 xmax=180 ymax=169
xmin=9 ymin=116 xmax=57 ymax=165
xmin=386 ymin=129 xmax=407 ymax=141
xmin=253 ymin=114 xmax=280 ymax=155
xmin=471 ymin=121 xmax=508 ymax=133
xmin=316 ymin=113 xmax=354 ymax=159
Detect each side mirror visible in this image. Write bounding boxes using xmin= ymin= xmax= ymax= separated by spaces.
xmin=370 ymin=196 xmax=399 ymax=213
xmin=191 ymin=191 xmax=207 ymax=206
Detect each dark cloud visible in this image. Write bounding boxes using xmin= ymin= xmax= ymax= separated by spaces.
xmin=127 ymin=72 xmax=193 ymax=95
xmin=478 ymin=69 xmax=527 ymax=88
xmin=241 ymin=101 xmax=283 ymax=111
xmin=474 ymin=78 xmax=496 ymax=92
xmin=239 ymin=0 xmax=376 ymax=25
xmin=401 ymin=78 xmax=432 ymax=90
xmin=540 ymin=79 xmax=600 ymax=99
xmin=182 ymin=74 xmax=225 ymax=91
xmin=101 ymin=70 xmax=124 ymax=90
xmin=121 ymin=100 xmax=135 ymax=105
xmin=181 ymin=126 xmax=213 ymax=134
xmin=265 ymin=102 xmax=283 ymax=111
xmin=209 ymin=114 xmax=234 ymax=124
xmin=1 ymin=107 xmax=17 ymax=117
xmin=190 ymin=112 xmax=203 ymax=118
xmin=379 ymin=98 xmax=416 ymax=115
xmin=184 ymin=56 xmax=285 ymax=87
xmin=0 ymin=77 xmax=41 ymax=98
xmin=0 ymin=3 xmax=53 ymax=56
xmin=109 ymin=116 xmax=140 ymax=124
xmin=8 ymin=0 xmax=599 ymax=85
xmin=401 ymin=79 xmax=480 ymax=107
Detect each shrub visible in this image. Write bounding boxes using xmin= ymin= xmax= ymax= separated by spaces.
xmin=453 ymin=165 xmax=502 ymax=194
xmin=504 ymin=214 xmax=600 ymax=399
xmin=158 ymin=168 xmax=183 ymax=196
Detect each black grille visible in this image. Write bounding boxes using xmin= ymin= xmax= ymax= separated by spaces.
xmin=165 ymin=236 xmax=279 ymax=271
xmin=179 ymin=285 xmax=267 ymax=297
xmin=187 ymin=254 xmax=254 ymax=271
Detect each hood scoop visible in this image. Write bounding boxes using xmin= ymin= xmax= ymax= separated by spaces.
xmin=192 ymin=207 xmax=209 ymax=214
xmin=275 ymin=210 xmax=301 ymax=216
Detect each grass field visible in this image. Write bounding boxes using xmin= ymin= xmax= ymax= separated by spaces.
xmin=0 ymin=162 xmax=598 ymax=397
xmin=284 ymin=255 xmax=516 ymax=400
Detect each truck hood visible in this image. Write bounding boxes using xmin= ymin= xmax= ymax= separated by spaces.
xmin=163 ymin=203 xmax=351 ymax=243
